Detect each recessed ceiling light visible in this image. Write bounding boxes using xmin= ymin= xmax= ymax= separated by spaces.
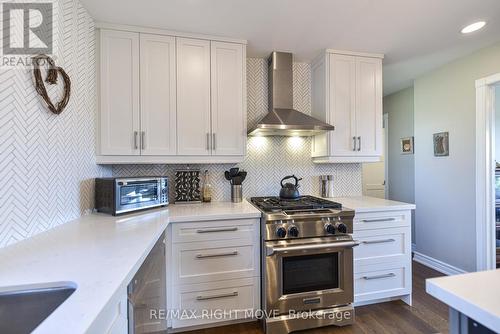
xmin=461 ymin=21 xmax=486 ymax=34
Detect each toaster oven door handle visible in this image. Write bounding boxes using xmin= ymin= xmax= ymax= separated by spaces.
xmin=266 ymin=240 xmax=360 ymax=256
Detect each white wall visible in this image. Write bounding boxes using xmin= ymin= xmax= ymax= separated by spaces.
xmin=384 ymin=87 xmax=415 ymax=242
xmin=496 ymin=86 xmax=500 ymax=162
xmin=414 ymin=42 xmax=500 ymax=272
xmin=0 ymin=0 xmax=111 ymax=248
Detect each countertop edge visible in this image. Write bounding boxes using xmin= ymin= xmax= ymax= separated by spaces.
xmin=426 ymin=278 xmax=500 ymax=332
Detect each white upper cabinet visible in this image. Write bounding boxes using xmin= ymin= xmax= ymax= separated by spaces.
xmin=176 ymin=38 xmax=211 ymax=156
xmin=355 ymin=56 xmax=382 ymax=157
xmin=210 ymin=41 xmax=246 ymax=156
xmin=99 ymin=30 xmax=140 ymax=155
xmin=97 ymin=26 xmax=247 ymax=164
xmin=311 ymin=50 xmax=383 ymax=163
xmin=140 ymin=34 xmax=177 ymax=155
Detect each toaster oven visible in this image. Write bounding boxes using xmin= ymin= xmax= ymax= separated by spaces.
xmin=95 ymin=177 xmax=169 ymax=215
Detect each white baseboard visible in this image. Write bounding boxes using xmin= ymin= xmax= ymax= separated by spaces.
xmin=413 ymin=251 xmax=467 ymax=276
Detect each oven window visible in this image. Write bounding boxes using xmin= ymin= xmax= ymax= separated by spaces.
xmin=120 ymin=183 xmax=158 ymax=206
xmin=282 ymin=253 xmax=339 ymax=295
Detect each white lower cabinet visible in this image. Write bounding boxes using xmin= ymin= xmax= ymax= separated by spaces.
xmin=353 ymin=210 xmax=412 ymax=306
xmin=168 ymin=219 xmax=260 ymax=330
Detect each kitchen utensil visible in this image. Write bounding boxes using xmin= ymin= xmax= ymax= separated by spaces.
xmin=224 ymin=171 xmax=231 ymax=181
xmin=279 ymin=175 xmax=302 ymax=199
xmin=229 ymin=168 xmax=239 ymax=177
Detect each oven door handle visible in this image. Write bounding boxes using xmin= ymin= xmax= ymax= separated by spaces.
xmin=266 ymin=240 xmax=360 ymax=256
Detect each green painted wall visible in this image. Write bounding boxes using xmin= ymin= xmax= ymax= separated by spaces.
xmin=414 ymin=42 xmax=500 ymax=272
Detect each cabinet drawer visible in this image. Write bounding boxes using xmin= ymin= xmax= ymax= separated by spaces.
xmin=171 ymin=277 xmax=259 ymax=329
xmin=353 ymin=227 xmax=410 ymax=266
xmin=172 ymin=219 xmax=259 ymax=243
xmin=354 ymin=210 xmax=410 ymax=230
xmin=354 ymin=264 xmax=410 ymax=303
xmin=172 ymin=239 xmax=259 ymax=285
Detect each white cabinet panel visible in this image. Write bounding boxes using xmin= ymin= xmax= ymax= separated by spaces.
xmin=311 ymin=50 xmax=383 ymax=163
xmin=140 ymin=34 xmax=177 ymax=155
xmin=210 ymin=42 xmax=246 ymax=156
xmin=329 ymin=54 xmax=356 ymax=156
xmin=356 ymin=56 xmax=382 ymax=156
xmin=100 ymin=30 xmax=140 ymax=155
xmin=176 ymin=37 xmax=211 ymax=156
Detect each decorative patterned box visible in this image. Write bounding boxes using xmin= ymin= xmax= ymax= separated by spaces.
xmin=174 ymin=169 xmax=201 ymax=203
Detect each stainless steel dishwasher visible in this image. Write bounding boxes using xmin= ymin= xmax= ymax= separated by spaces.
xmin=128 ymin=232 xmax=167 ymax=334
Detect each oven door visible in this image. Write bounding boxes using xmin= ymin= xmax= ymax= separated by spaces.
xmin=115 ymin=178 xmax=162 ymax=214
xmin=264 ymin=237 xmax=357 ymax=315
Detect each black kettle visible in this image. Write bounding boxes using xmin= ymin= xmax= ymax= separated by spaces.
xmin=279 ymin=175 xmax=302 ymax=199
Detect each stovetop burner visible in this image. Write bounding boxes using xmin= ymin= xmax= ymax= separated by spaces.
xmin=250 ymin=195 xmax=342 ymax=213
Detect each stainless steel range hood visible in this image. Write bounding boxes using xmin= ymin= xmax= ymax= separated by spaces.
xmin=248 ymin=52 xmax=335 ymax=137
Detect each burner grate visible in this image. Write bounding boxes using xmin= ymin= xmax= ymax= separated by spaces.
xmin=251 ymin=195 xmax=342 ymax=212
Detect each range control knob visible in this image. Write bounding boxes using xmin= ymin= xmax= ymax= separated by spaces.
xmin=335 ymin=223 xmax=348 ymax=234
xmin=288 ymin=226 xmax=299 ymax=237
xmin=276 ymin=226 xmax=287 ymax=238
xmin=324 ymin=223 xmax=336 ymax=234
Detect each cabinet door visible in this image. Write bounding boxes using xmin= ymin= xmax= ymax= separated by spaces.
xmin=100 ymin=30 xmax=140 ymax=155
xmin=355 ymin=57 xmax=382 ymax=156
xmin=140 ymin=34 xmax=177 ymax=155
xmin=328 ymin=54 xmax=357 ymax=156
xmin=176 ymin=38 xmax=211 ymax=156
xmin=210 ymin=42 xmax=245 ymax=156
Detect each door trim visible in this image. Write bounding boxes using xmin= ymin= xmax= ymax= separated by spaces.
xmin=475 ymin=72 xmax=500 ymax=271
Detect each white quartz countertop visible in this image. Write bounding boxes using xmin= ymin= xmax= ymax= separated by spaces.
xmin=329 ymin=196 xmax=416 ymax=212
xmin=426 ymin=270 xmax=500 ymax=332
xmin=0 ymin=201 xmax=261 ymax=334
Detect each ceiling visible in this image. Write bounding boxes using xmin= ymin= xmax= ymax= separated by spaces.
xmin=80 ymin=0 xmax=500 ymax=95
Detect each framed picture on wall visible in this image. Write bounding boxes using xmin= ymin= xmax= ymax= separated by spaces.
xmin=401 ymin=137 xmax=414 ymax=154
xmin=433 ymin=132 xmax=449 ymax=156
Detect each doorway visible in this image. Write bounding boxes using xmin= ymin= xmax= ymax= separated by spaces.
xmin=362 ymin=113 xmax=388 ymax=198
xmin=475 ymin=73 xmax=500 ymax=271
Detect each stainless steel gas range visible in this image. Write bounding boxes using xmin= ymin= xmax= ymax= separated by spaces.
xmin=250 ymin=196 xmax=358 ymax=334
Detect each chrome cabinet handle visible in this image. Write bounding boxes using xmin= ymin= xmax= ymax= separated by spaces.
xmin=362 ymin=273 xmax=396 ymax=280
xmin=196 ymin=227 xmax=238 ymax=233
xmin=362 ymin=238 xmax=396 ymax=245
xmin=361 ymin=218 xmax=396 ymax=223
xmin=196 ymin=251 xmax=238 ymax=259
xmin=134 ymin=131 xmax=138 ymax=149
xmin=196 ymin=291 xmax=238 ymax=301
xmin=352 ymin=136 xmax=356 ymax=151
xmin=357 ymin=136 xmax=361 ymax=151
xmin=212 ymin=133 xmax=216 ymax=151
xmin=206 ymin=133 xmax=210 ymax=150
xmin=141 ymin=131 xmax=145 ymax=150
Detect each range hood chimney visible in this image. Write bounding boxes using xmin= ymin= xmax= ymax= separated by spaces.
xmin=248 ymin=52 xmax=335 ymax=137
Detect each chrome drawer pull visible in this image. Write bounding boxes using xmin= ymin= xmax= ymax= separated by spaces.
xmin=196 ymin=227 xmax=238 ymax=233
xmin=196 ymin=251 xmax=238 ymax=259
xmin=362 ymin=273 xmax=396 ymax=280
xmin=362 ymin=238 xmax=396 ymax=245
xmin=361 ymin=218 xmax=396 ymax=223
xmin=196 ymin=291 xmax=238 ymax=301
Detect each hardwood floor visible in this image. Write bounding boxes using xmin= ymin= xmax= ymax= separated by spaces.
xmin=183 ymin=261 xmax=449 ymax=334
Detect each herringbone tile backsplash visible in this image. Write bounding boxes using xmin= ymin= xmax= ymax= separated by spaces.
xmin=113 ymin=59 xmax=362 ymax=201
xmin=0 ymin=0 xmax=111 ymax=248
